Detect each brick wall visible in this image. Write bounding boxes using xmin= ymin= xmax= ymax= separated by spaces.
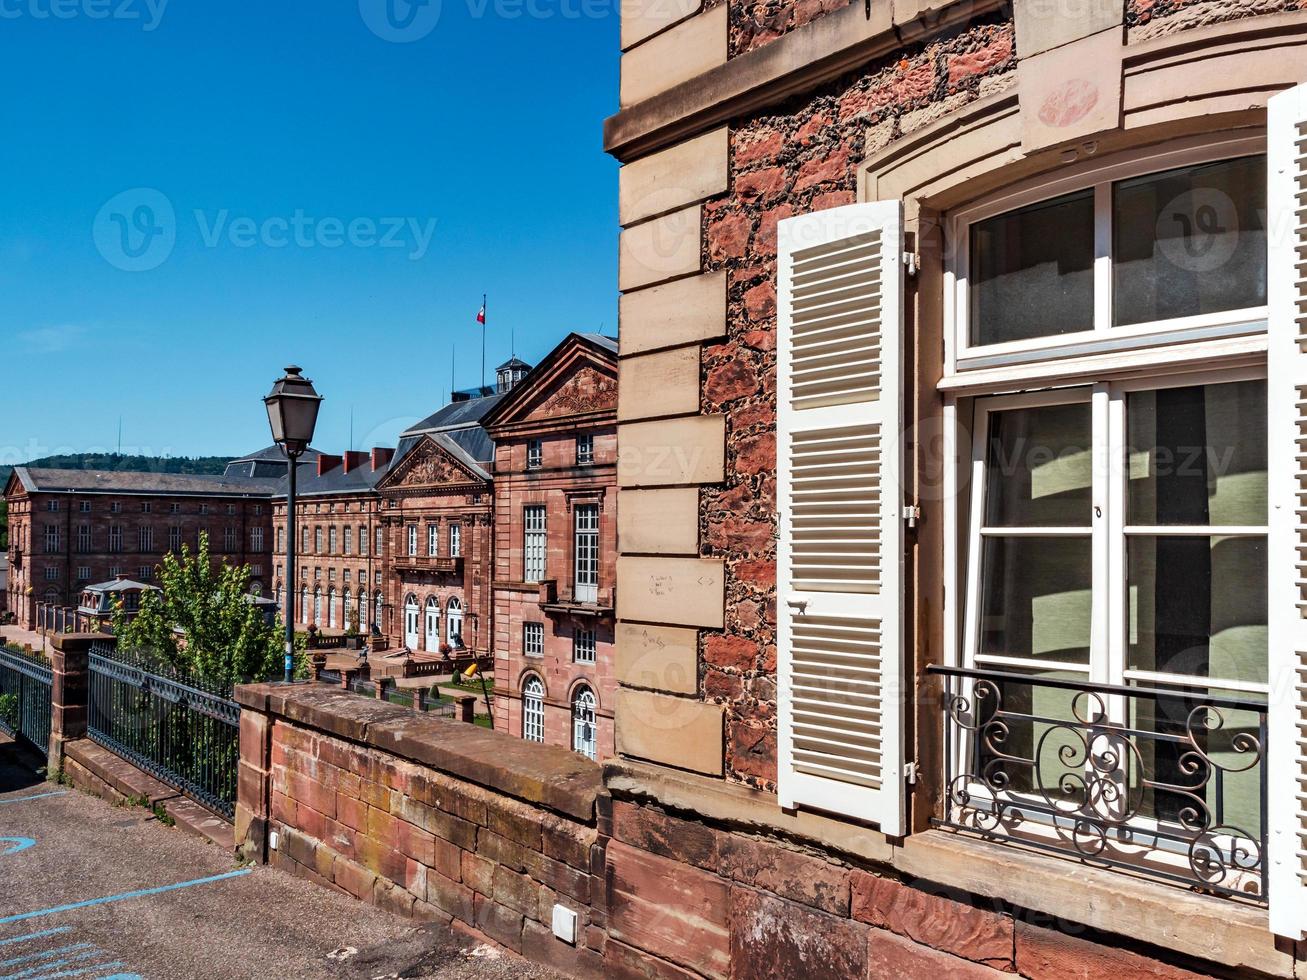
xmin=234 ymin=684 xmax=607 ymax=977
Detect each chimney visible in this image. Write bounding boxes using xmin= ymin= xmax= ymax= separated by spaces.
xmin=343 ymin=451 xmax=367 ymax=474
xmin=316 ymin=454 xmax=343 ymax=477
xmin=371 ymin=447 xmax=395 ymax=472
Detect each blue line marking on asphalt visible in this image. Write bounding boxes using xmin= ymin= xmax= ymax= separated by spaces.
xmin=0 ymin=867 xmax=253 ymax=927
xmin=0 ymin=943 xmax=92 ymax=969
xmin=0 ymin=930 xmax=70 ymax=948
xmin=0 ymin=947 xmax=100 ymax=979
xmin=15 ymin=965 xmax=124 ymax=980
xmin=0 ymin=840 xmax=35 ymax=857
xmin=0 ymin=793 xmax=67 ymax=807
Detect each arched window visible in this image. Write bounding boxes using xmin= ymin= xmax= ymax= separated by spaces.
xmin=374 ymin=591 xmax=383 ymax=632
xmin=313 ymin=588 xmax=322 ymax=624
xmin=299 ymin=586 xmax=307 ymax=623
xmin=424 ymin=595 xmax=441 ymax=651
xmin=342 ymin=588 xmax=352 ymax=631
xmin=446 ymin=597 xmax=464 ymax=649
xmin=522 ymin=676 xmax=545 ymax=743
xmin=572 ymin=685 xmax=597 ymax=760
xmin=327 ymin=587 xmax=337 ymax=629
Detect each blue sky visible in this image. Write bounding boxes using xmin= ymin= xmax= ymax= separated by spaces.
xmin=0 ymin=0 xmax=619 ymax=461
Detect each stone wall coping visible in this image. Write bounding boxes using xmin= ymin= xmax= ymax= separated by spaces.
xmin=606 ymin=758 xmax=1292 ymax=977
xmin=603 ymin=0 xmax=1002 ymax=161
xmin=50 ymin=633 xmax=113 ymax=653
xmin=237 ymin=683 xmax=603 ymax=823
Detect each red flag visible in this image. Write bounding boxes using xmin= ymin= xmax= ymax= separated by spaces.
xmin=476 ymin=302 xmax=486 ymax=325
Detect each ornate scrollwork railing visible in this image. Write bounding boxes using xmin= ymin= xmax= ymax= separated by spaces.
xmin=927 ymin=665 xmax=1268 ymax=903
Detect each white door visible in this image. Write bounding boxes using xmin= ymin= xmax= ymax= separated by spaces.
xmin=425 ymin=597 xmax=440 ymax=651
xmin=446 ymin=598 xmax=463 ymax=649
xmin=404 ymin=595 xmax=419 ymax=649
xmin=574 ymin=505 xmax=599 ymax=603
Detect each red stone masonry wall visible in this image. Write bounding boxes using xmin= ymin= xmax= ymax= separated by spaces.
xmin=729 ymin=0 xmax=854 ymax=56
xmin=602 ymin=797 xmax=1217 ymax=979
xmin=699 ymin=15 xmax=1016 ymax=790
xmin=235 ymin=685 xmax=607 ymax=977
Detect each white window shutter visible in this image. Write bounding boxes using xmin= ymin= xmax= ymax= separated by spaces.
xmin=775 ymin=201 xmax=906 ymax=836
xmin=1269 ymin=82 xmax=1307 ymax=939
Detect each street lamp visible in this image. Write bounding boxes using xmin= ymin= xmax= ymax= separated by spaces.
xmin=264 ymin=365 xmax=322 ymax=683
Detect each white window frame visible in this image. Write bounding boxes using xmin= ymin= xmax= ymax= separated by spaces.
xmin=572 ymin=685 xmax=597 ymax=760
xmin=407 ymin=524 xmax=418 ymax=557
xmin=573 ymin=628 xmax=596 ymax=664
xmin=524 ymin=506 xmax=546 ymax=583
xmin=449 ymin=523 xmax=461 ymax=558
xmin=574 ymin=504 xmax=599 ymax=603
xmin=527 ymin=439 xmax=543 ymax=469
xmin=524 ymin=622 xmax=544 ymax=658
xmin=523 ymin=677 xmax=545 ymax=743
xmin=944 ymin=135 xmax=1268 ymax=382
xmin=428 ymin=523 xmax=439 ymax=557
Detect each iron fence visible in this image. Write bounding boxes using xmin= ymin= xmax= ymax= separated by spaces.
xmin=87 ymin=643 xmax=240 ymax=819
xmin=929 ymin=664 xmax=1268 ymax=903
xmin=0 ymin=646 xmax=52 ymax=754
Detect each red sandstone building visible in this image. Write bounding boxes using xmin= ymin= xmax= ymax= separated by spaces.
xmin=483 ymin=334 xmax=618 ymax=759
xmin=4 ymin=467 xmax=275 ymax=629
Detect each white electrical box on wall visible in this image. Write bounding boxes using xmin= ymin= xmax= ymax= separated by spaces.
xmin=551 ymin=904 xmax=577 ymax=945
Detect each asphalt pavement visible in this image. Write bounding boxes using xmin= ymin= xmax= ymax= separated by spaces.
xmin=0 ymin=748 xmax=564 ymax=980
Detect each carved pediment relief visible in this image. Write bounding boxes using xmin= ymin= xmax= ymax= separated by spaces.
xmin=387 ymin=440 xmax=478 ymax=489
xmin=527 ymin=366 xmax=617 ymax=421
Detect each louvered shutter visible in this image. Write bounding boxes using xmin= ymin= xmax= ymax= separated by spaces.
xmin=776 ymin=201 xmax=905 ymax=835
xmin=1269 ymin=82 xmax=1307 ymax=939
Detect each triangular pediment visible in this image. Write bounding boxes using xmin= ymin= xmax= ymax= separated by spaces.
xmin=377 ymin=437 xmax=485 ymax=492
xmin=482 ymin=334 xmax=618 ymax=432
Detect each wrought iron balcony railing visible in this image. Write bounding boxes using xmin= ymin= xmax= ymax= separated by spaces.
xmin=927 ymin=665 xmax=1267 ymax=903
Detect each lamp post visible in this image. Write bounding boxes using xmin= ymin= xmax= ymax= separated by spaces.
xmin=264 ymin=366 xmax=323 ymax=683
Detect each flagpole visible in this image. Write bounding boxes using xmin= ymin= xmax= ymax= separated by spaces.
xmin=481 ymin=292 xmax=487 ymax=391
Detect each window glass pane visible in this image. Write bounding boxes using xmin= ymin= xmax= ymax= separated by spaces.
xmin=1126 ymin=380 xmax=1266 ymax=527
xmin=984 ymin=403 xmax=1092 ymax=527
xmin=979 ymin=536 xmax=1092 ymax=667
xmin=1113 ymin=156 xmax=1266 ymax=326
xmin=969 ymin=190 xmax=1095 ymax=346
xmin=1127 ymin=535 xmax=1267 ymax=687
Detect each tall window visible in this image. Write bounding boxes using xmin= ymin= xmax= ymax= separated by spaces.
xmin=449 ymin=523 xmax=461 ymax=558
xmin=524 ymin=622 xmax=544 ymax=658
xmin=108 ymin=526 xmax=122 ymax=553
xmin=407 ymin=524 xmax=418 ymax=557
xmin=573 ymin=629 xmax=596 ymax=664
xmin=329 ymin=526 xmax=338 ymax=554
xmin=376 ymin=527 xmax=385 ymax=556
xmin=527 ymin=439 xmax=543 ymax=469
xmin=576 ymin=434 xmax=594 ymax=465
xmin=44 ymin=525 xmax=60 ymax=554
xmin=572 ymin=686 xmax=597 ymax=760
xmin=302 ymin=526 xmax=310 ymax=552
xmin=524 ymin=506 xmax=546 ymax=582
xmin=313 ymin=588 xmax=322 ymax=623
xmin=77 ymin=526 xmax=91 ymax=554
xmin=251 ymin=527 xmax=264 ymax=552
xmin=170 ymin=526 xmax=182 ymax=552
xmin=574 ymin=505 xmax=599 ymax=602
xmin=343 ymin=526 xmax=352 ymax=555
xmin=522 ymin=677 xmax=545 ymax=743
xmin=447 ymin=598 xmax=464 ymax=648
xmin=375 ymin=591 xmax=384 ymax=631
xmin=223 ymin=527 xmax=237 ymax=552
xmin=314 ymin=527 xmax=323 ymax=554
xmin=140 ymin=527 xmax=155 ymax=552
xmin=428 ymin=524 xmax=438 ymax=557
xmin=359 ymin=525 xmax=368 ymax=556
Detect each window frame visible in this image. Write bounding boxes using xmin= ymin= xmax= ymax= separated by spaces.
xmin=945 ymin=135 xmax=1267 ymax=379
xmin=524 ymin=621 xmax=544 ymax=658
xmin=956 ymin=364 xmax=1269 ymax=697
xmin=522 ymin=676 xmax=545 ymax=743
xmin=524 ymin=506 xmax=547 ymax=583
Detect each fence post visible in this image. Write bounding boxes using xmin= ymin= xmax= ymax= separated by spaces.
xmin=47 ymin=633 xmax=108 ymax=776
xmin=458 ymin=696 xmax=476 ymax=724
xmin=375 ymin=677 xmax=393 ymax=701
